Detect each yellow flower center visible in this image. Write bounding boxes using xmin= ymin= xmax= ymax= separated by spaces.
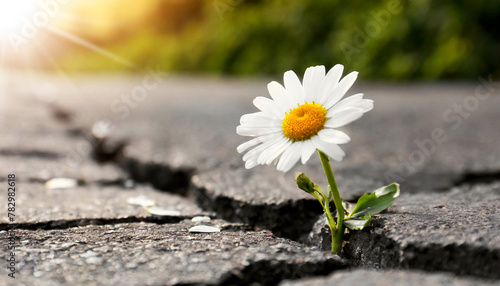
xmin=282 ymin=102 xmax=327 ymax=141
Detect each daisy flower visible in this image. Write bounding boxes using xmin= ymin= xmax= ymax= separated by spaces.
xmin=236 ymin=65 xmax=373 ymax=172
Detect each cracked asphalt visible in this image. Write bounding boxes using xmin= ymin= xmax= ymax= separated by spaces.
xmin=0 ymin=74 xmax=499 ymax=285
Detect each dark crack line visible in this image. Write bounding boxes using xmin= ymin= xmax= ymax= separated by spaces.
xmin=106 ymin=150 xmax=322 ymax=240
xmin=453 ymin=170 xmax=500 ymax=187
xmin=192 ymin=184 xmax=324 ymax=241
xmin=343 ymin=220 xmax=500 ymax=280
xmin=117 ymin=156 xmax=194 ymax=196
xmin=216 ymin=256 xmax=346 ymax=286
xmin=0 ymin=216 xmax=188 ymax=231
xmin=0 ymin=149 xmax=62 ymax=159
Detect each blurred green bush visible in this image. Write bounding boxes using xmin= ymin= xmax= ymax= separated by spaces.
xmin=60 ymin=0 xmax=500 ymax=80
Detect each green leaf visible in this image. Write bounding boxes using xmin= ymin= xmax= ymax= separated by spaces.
xmin=344 ymin=215 xmax=371 ymax=230
xmin=342 ymin=201 xmax=356 ymax=214
xmin=347 ymin=183 xmax=400 ymax=219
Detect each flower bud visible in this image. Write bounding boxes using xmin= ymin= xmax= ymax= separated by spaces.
xmin=295 ymin=173 xmax=314 ymax=194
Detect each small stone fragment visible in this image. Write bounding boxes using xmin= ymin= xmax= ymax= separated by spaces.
xmin=80 ymin=251 xmax=98 ymax=258
xmin=125 ymin=262 xmax=138 ymax=269
xmin=91 ymin=120 xmax=113 ymax=139
xmin=145 ymin=206 xmax=181 ymax=216
xmin=191 ymin=216 xmax=211 ymax=223
xmin=45 ymin=178 xmax=78 ymax=190
xmin=188 ymin=225 xmax=221 ymax=233
xmin=127 ymin=196 xmax=156 ymax=207
xmin=124 ymin=179 xmax=135 ymax=189
xmin=86 ymin=257 xmax=103 ymax=265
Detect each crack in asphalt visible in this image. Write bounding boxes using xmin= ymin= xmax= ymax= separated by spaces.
xmin=453 ymin=170 xmax=500 ymax=186
xmin=5 ymin=112 xmax=498 ymax=284
xmin=0 ymin=216 xmax=185 ymax=231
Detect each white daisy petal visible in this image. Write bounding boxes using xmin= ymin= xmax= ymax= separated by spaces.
xmin=327 ymin=93 xmax=364 ymax=116
xmin=245 ymin=160 xmax=258 ymax=169
xmin=268 ymin=81 xmax=294 ymax=111
xmin=240 ymin=112 xmax=281 ymax=127
xmin=311 ymin=136 xmax=345 ymax=162
xmin=236 ymin=125 xmax=282 ymax=136
xmin=353 ymin=99 xmax=374 ymax=112
xmin=303 ymin=65 xmax=325 ymax=103
xmin=237 ymin=134 xmax=279 ymax=153
xmin=319 ymin=64 xmax=344 ymax=105
xmin=301 ymin=139 xmax=316 ymax=164
xmin=318 ymin=129 xmax=351 ymax=144
xmin=324 ymin=71 xmax=359 ymax=109
xmin=242 ymin=134 xmax=283 ymax=162
xmin=325 ymin=64 xmax=344 ymax=87
xmin=257 ymin=138 xmax=292 ymax=165
xmin=326 ymin=94 xmax=373 ymax=115
xmin=284 ymin=70 xmax=305 ymax=103
xmin=258 ymin=137 xmax=289 ymax=165
xmin=237 ymin=139 xmax=259 ymax=153
xmin=253 ymin=96 xmax=283 ymax=119
xmin=276 ymin=142 xmax=303 ymax=172
xmin=325 ymin=107 xmax=364 ymax=128
xmin=265 ymin=140 xmax=292 ymax=165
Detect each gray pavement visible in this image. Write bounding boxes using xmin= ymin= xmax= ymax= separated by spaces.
xmin=280 ymin=269 xmax=498 ymax=286
xmin=3 ymin=221 xmax=343 ymax=286
xmin=1 ymin=73 xmax=499 ymax=285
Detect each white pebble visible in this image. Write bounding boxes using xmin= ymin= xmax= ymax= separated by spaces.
xmin=191 ymin=216 xmax=211 ymax=223
xmin=45 ymin=178 xmax=77 ymax=190
xmin=188 ymin=225 xmax=220 ymax=233
xmin=127 ymin=196 xmax=155 ymax=207
xmin=145 ymin=206 xmax=180 ymax=216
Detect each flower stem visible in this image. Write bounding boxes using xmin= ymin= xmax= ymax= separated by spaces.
xmin=312 ymin=185 xmax=335 ymax=229
xmin=318 ymin=150 xmax=345 ymax=254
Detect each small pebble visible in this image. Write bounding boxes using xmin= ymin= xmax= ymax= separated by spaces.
xmin=191 ymin=216 xmax=211 ymax=223
xmin=125 ymin=262 xmax=138 ymax=269
xmin=188 ymin=225 xmax=220 ymax=233
xmin=124 ymin=179 xmax=135 ymax=189
xmin=127 ymin=196 xmax=155 ymax=207
xmin=45 ymin=178 xmax=78 ymax=190
xmin=80 ymin=251 xmax=98 ymax=258
xmin=145 ymin=206 xmax=181 ymax=216
xmin=86 ymin=257 xmax=103 ymax=265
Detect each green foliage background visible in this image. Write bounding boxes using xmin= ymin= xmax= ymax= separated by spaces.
xmin=60 ymin=0 xmax=500 ymax=80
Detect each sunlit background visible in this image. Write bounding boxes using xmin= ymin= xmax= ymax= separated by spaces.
xmin=1 ymin=0 xmax=499 ymax=80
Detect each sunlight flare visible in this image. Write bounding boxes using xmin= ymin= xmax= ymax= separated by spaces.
xmin=0 ymin=0 xmax=36 ymax=33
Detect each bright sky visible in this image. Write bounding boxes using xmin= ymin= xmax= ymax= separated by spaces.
xmin=0 ymin=0 xmax=157 ymax=68
xmin=0 ymin=0 xmax=156 ymax=39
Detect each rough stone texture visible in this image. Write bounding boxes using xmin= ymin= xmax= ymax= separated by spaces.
xmin=308 ymin=182 xmax=500 ymax=279
xmin=2 ymin=75 xmax=500 ymax=284
xmin=0 ymin=183 xmax=205 ymax=227
xmin=1 ymin=79 xmax=128 ymax=185
xmin=0 ymin=156 xmax=128 ymax=184
xmin=305 ymin=216 xmax=332 ymax=252
xmin=2 ymin=222 xmax=344 ymax=286
xmin=280 ymin=269 xmax=499 ymax=286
